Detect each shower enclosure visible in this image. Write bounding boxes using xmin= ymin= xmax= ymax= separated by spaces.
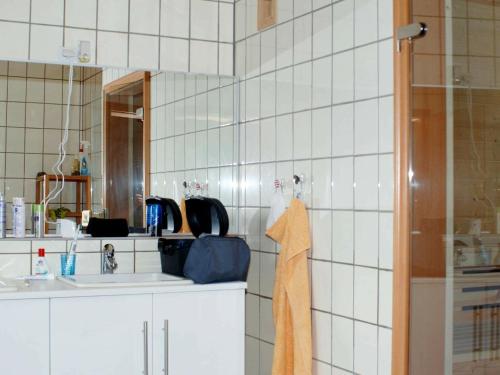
xmin=395 ymin=0 xmax=500 ymax=374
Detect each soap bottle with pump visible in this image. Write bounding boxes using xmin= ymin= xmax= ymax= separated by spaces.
xmin=34 ymin=248 xmax=49 ymax=276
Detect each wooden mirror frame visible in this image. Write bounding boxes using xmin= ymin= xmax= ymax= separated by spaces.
xmin=102 ymin=71 xmax=151 ymax=225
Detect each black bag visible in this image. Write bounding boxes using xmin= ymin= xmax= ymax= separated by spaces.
xmin=183 ymin=235 xmax=250 ymax=284
xmin=158 ymin=238 xmax=194 ymax=276
xmin=86 ymin=218 xmax=129 ymax=237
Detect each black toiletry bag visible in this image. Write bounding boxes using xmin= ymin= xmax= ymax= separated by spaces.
xmin=158 ymin=237 xmax=194 ymax=277
xmin=87 ymin=218 xmax=129 ymax=237
xmin=183 ymin=235 xmax=250 ymax=284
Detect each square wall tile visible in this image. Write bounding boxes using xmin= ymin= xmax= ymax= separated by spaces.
xmin=312 ymin=158 xmax=332 ymax=209
xmin=277 ymin=21 xmax=293 ymax=69
xmin=332 ymin=103 xmax=354 ymax=157
xmin=332 ymin=262 xmax=353 ymax=317
xmin=129 ymin=34 xmax=159 ymax=70
xmin=312 ymin=210 xmax=332 ymax=261
xmin=130 ymin=0 xmax=160 ymax=35
xmin=65 ymin=0 xmax=97 ymax=28
xmin=0 ymin=22 xmax=29 ymax=60
xmin=276 ymin=67 xmax=293 ymax=115
xmin=379 ymin=96 xmax=394 ymax=153
xmin=354 ymin=0 xmax=378 ymax=46
xmin=294 ymin=14 xmax=312 ymax=64
xmin=0 ymin=0 xmax=30 ymax=22
xmin=161 ymin=0 xmax=190 ymax=38
xmin=276 ymin=114 xmax=293 ymax=160
xmin=191 ymin=0 xmax=219 ymax=41
xmin=312 ymin=56 xmax=332 ymax=108
xmin=293 ymin=111 xmax=312 ymax=160
xmin=294 ymin=0 xmax=312 ymax=17
xmin=160 ymin=37 xmax=189 ymax=72
xmin=312 ymin=107 xmax=332 ymax=158
xmin=190 ymin=41 xmax=218 ymax=75
xmin=379 ymin=154 xmax=394 ymax=211
xmin=354 ymin=211 xmax=378 ymax=267
xmin=379 ymin=327 xmax=392 ymax=374
xmin=354 ymin=98 xmax=378 ymax=155
xmin=354 ymin=44 xmax=378 ymax=100
xmin=332 ymin=315 xmax=354 ymax=371
xmin=354 ymin=266 xmax=378 ymax=323
xmin=260 ymin=297 xmax=275 ymax=343
xmin=30 ymin=25 xmax=63 ymax=62
xmin=312 ymin=259 xmax=332 ymax=311
xmin=354 ymin=155 xmax=378 ymax=210
xmin=31 ymin=0 xmax=64 ymax=25
xmin=312 ymin=310 xmax=332 ymax=363
xmin=332 ymin=157 xmax=353 ymax=209
xmin=313 ymin=6 xmax=333 ymax=59
xmin=354 ymin=321 xmax=378 ymax=375
xmin=293 ymin=62 xmax=312 ymax=111
xmin=332 ymin=50 xmax=354 ymax=104
xmin=97 ymin=31 xmax=128 ymax=67
xmin=379 ymin=212 xmax=393 ymax=269
xmin=261 ymin=28 xmax=276 ymax=74
xmin=379 ymin=270 xmax=393 ymax=327
xmin=98 ymin=0 xmax=129 ymax=32
xmin=333 ymin=0 xmax=354 ymax=52
xmin=219 ymin=2 xmax=234 ymax=43
xmin=332 ymin=210 xmax=354 ymax=263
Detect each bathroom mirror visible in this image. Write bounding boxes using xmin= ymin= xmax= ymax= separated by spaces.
xmin=0 ymin=60 xmax=240 ymax=234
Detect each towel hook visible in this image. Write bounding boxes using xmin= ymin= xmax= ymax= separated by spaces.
xmin=293 ymin=174 xmax=304 ymax=199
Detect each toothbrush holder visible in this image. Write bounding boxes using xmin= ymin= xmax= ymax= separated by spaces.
xmin=60 ymin=254 xmax=76 ymax=276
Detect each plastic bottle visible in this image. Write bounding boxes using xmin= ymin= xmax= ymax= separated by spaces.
xmin=34 ymin=248 xmax=49 ymax=276
xmin=0 ymin=193 xmax=6 ymax=238
xmin=12 ymin=197 xmax=25 ymax=238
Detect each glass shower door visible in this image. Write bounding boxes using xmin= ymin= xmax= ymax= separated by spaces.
xmin=408 ymin=0 xmax=500 ymax=374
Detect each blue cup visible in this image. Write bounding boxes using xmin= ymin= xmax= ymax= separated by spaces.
xmin=60 ymin=254 xmax=76 ymax=276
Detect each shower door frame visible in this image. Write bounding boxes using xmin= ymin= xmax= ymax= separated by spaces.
xmin=392 ymin=0 xmax=412 ymax=373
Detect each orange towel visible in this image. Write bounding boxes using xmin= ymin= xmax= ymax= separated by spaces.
xmin=179 ymin=198 xmax=191 ymax=233
xmin=266 ymin=198 xmax=312 ymax=375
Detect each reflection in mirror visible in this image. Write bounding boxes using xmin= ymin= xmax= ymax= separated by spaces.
xmin=0 ymin=60 xmax=240 ymax=236
xmin=0 ymin=60 xmax=102 ymax=234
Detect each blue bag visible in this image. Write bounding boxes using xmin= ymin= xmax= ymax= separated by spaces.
xmin=183 ymin=235 xmax=250 ymax=284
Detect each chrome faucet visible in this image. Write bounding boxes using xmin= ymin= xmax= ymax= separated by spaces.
xmin=102 ymin=244 xmax=118 ymax=274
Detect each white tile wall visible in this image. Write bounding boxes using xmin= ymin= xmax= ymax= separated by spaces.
xmin=0 ymin=0 xmax=234 ymax=75
xmin=150 ymin=72 xmax=240 ymax=232
xmin=0 ymin=237 xmax=160 ymax=277
xmin=235 ymin=0 xmax=394 ymax=373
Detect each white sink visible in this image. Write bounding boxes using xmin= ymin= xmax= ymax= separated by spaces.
xmin=0 ymin=279 xmax=17 ymax=292
xmin=58 ymin=273 xmax=193 ymax=288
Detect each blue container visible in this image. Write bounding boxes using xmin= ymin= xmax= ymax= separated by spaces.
xmin=60 ymin=254 xmax=76 ymax=276
xmin=146 ymin=202 xmax=162 ymax=237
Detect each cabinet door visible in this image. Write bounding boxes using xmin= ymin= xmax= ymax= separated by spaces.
xmin=50 ymin=294 xmax=152 ymax=375
xmin=152 ymin=290 xmax=245 ymax=375
xmin=0 ymin=299 xmax=50 ymax=375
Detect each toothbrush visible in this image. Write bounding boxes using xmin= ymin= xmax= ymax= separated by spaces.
xmin=64 ymin=224 xmax=80 ymax=275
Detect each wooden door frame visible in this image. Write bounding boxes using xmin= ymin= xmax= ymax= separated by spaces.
xmin=102 ymin=71 xmax=151 ymax=223
xmin=393 ymin=1 xmax=411 ymax=374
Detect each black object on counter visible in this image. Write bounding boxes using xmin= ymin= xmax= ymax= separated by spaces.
xmin=185 ymin=197 xmax=229 ymax=237
xmin=158 ymin=238 xmax=194 ymax=276
xmin=183 ymin=235 xmax=250 ymax=284
xmin=86 ymin=218 xmax=129 ymax=237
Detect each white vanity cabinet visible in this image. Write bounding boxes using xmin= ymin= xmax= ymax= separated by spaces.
xmin=0 ymin=281 xmax=245 ymax=375
xmin=152 ymin=290 xmax=245 ymax=375
xmin=0 ymin=299 xmax=50 ymax=375
xmin=50 ymin=294 xmax=152 ymax=375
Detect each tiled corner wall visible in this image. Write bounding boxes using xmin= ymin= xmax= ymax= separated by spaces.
xmin=0 ymin=237 xmax=161 ymax=278
xmin=0 ymin=61 xmax=86 ymax=230
xmin=0 ymin=0 xmax=234 ymax=75
xmin=235 ymin=0 xmax=394 ymax=374
xmin=81 ymin=68 xmax=104 ymax=213
xmin=149 ymin=72 xmax=240 ymax=232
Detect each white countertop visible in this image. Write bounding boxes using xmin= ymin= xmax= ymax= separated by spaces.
xmin=0 ymin=277 xmax=247 ymax=300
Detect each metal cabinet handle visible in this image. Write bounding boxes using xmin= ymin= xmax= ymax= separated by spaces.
xmin=163 ymin=320 xmax=169 ymax=374
xmin=143 ymin=321 xmax=149 ymax=375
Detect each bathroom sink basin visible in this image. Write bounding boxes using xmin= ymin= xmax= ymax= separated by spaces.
xmin=58 ymin=273 xmax=193 ymax=288
xmin=0 ymin=279 xmax=17 ymax=292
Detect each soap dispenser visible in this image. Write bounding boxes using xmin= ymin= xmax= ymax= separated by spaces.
xmin=34 ymin=248 xmax=49 ymax=276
